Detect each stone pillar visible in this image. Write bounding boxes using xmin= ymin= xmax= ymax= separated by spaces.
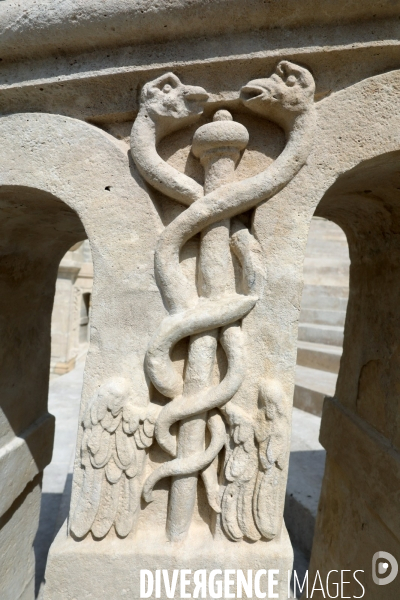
xmin=43 ymin=61 xmax=318 ymax=598
xmin=50 ymin=262 xmax=80 ymax=375
xmin=50 ymin=241 xmax=93 ymax=375
xmin=0 ymin=112 xmax=162 ymax=600
xmin=306 ymin=152 xmax=400 ymax=599
xmin=1 ymin=4 xmax=400 ymax=600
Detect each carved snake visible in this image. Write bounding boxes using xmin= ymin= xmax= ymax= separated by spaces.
xmin=130 ymin=63 xmax=316 ymax=504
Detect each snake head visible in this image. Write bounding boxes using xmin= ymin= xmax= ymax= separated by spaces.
xmin=240 ymin=61 xmax=315 ymax=130
xmin=139 ymin=72 xmax=209 ymax=138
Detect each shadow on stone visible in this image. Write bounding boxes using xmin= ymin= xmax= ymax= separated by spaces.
xmin=34 ymin=492 xmax=62 ymax=597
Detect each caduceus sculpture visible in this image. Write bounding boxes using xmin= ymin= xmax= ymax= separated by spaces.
xmin=143 ymin=107 xmax=254 ymax=541
xmin=71 ymin=61 xmax=315 ymax=543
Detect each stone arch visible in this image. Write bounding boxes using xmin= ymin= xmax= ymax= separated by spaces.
xmin=288 ymin=72 xmax=400 ymax=596
xmin=2 ymin=66 xmax=400 ymax=598
xmin=239 ymin=68 xmax=400 ymax=596
xmin=305 ymin=150 xmax=400 ymax=596
xmin=0 ymin=113 xmax=162 ymax=599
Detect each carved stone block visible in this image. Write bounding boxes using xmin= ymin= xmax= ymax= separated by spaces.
xmin=39 ymin=60 xmax=316 ymax=598
xmin=2 ymin=3 xmax=400 ymax=599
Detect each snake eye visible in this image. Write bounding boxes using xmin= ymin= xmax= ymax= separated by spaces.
xmin=163 ymin=84 xmax=172 ymax=93
xmin=286 ymin=75 xmax=297 ymax=87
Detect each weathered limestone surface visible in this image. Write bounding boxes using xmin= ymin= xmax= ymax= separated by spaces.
xmin=42 ymin=61 xmax=316 ymax=598
xmin=0 ymin=113 xmax=162 ymax=600
xmin=1 ymin=2 xmax=400 ymax=599
xmin=0 ymin=475 xmax=42 ymax=600
xmin=2 ymin=1 xmax=400 ymax=62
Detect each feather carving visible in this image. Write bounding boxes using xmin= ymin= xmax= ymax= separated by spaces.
xmin=70 ymin=377 xmax=158 ymax=539
xmin=221 ymin=403 xmax=260 ymax=542
xmin=221 ymin=378 xmax=288 ymax=542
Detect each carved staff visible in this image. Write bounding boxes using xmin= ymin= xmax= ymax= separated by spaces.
xmin=136 ymin=65 xmax=315 ymax=543
xmin=71 ymin=64 xmax=315 ymax=541
xmin=166 ymin=110 xmax=249 ymax=540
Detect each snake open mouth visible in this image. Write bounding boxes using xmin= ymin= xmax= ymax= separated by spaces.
xmin=184 ymin=91 xmax=209 ymax=103
xmin=183 ymin=88 xmax=209 ymax=113
xmin=240 ymin=85 xmax=266 ymax=102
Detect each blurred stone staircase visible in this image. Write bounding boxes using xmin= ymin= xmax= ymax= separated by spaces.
xmin=294 ymin=218 xmax=349 ymax=417
xmin=285 ymin=218 xmax=350 ymax=561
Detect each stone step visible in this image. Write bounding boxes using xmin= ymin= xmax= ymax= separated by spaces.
xmin=300 ymin=307 xmax=346 ymax=326
xmin=293 ymin=365 xmax=337 ymax=416
xmin=301 ymin=284 xmax=348 ymax=311
xmin=304 ymin=242 xmax=349 ymax=258
xmin=284 ymin=407 xmax=325 ymax=559
xmin=297 ymin=340 xmax=342 ymax=374
xmin=298 ymin=323 xmax=344 ymax=346
xmin=303 ymin=258 xmax=349 ymax=287
xmin=305 ymin=246 xmax=349 ymax=260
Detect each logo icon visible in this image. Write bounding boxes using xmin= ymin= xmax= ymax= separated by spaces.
xmin=372 ymin=551 xmax=398 ymax=585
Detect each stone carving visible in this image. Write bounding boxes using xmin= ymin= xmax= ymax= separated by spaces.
xmin=72 ymin=61 xmax=315 ymax=542
xmin=71 ymin=378 xmax=158 ymax=538
xmin=222 ymin=378 xmax=288 ymax=542
xmin=4 ymin=4 xmax=399 ymax=595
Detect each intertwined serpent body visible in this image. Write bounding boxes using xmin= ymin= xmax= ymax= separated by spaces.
xmin=130 ymin=64 xmax=316 ymax=527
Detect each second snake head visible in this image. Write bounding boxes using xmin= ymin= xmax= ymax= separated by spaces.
xmin=240 ymin=60 xmax=315 ymax=131
xmin=139 ymin=72 xmax=209 ymax=138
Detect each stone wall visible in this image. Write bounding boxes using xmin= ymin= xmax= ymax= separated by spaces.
xmin=0 ymin=3 xmax=400 ymax=599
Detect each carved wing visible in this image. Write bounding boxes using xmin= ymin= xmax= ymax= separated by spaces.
xmin=253 ymin=378 xmax=289 ymax=540
xmin=221 ymin=404 xmax=261 ymax=542
xmin=70 ymin=377 xmax=156 ymax=539
xmin=221 ymin=378 xmax=288 ymax=542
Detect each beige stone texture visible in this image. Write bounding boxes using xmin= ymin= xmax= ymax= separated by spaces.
xmin=0 ymin=2 xmax=400 ymax=600
xmin=50 ymin=241 xmax=93 ymax=375
xmin=0 ymin=475 xmax=42 ymax=600
xmin=0 ymin=112 xmax=162 ymax=599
